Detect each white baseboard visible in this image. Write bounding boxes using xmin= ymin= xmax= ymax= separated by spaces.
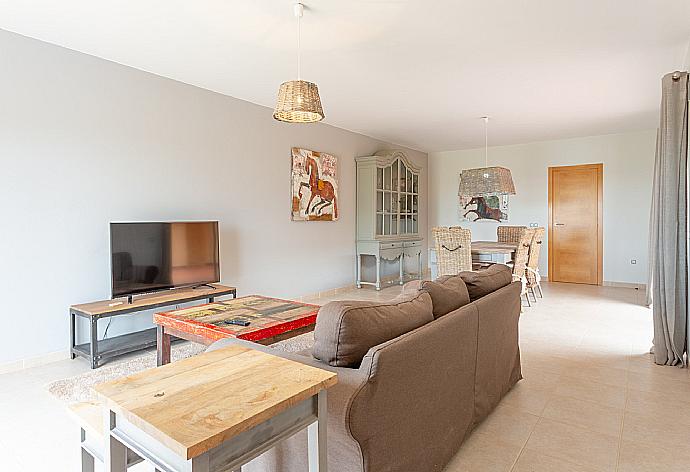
xmin=603 ymin=281 xmax=647 ymax=291
xmin=0 ymin=349 xmax=70 ymax=375
xmin=298 ymin=282 xmax=357 ymax=302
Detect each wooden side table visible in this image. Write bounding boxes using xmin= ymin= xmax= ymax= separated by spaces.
xmin=70 ymin=284 xmax=236 ymax=368
xmin=94 ymin=345 xmax=337 ymax=472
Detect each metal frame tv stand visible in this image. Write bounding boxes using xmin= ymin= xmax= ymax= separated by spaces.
xmin=69 ymin=284 xmax=237 ymax=368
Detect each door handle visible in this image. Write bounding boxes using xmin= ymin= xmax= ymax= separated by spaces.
xmin=555 ymin=223 xmax=566 ymax=226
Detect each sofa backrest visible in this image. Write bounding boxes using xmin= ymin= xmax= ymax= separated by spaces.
xmin=459 ymin=264 xmax=513 ymax=301
xmin=312 ymin=291 xmax=434 ymax=367
xmin=402 ymin=275 xmax=471 ymax=318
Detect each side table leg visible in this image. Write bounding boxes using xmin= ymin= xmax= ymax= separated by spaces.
xmin=157 ymin=325 xmax=171 ymax=366
xmin=80 ymin=428 xmax=95 ymax=472
xmin=89 ymin=317 xmax=98 ymax=369
xmin=375 ymin=256 xmax=381 ymax=291
xmin=105 ymin=411 xmax=127 ymax=472
xmin=308 ymin=390 xmax=328 ymax=472
xmin=190 ymin=454 xmax=210 ymax=471
xmin=70 ymin=310 xmax=76 ymax=360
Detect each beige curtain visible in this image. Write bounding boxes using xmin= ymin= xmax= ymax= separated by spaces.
xmin=647 ymin=71 xmax=688 ymax=366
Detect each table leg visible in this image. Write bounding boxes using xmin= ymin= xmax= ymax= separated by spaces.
xmin=375 ymin=256 xmax=381 ymax=291
xmin=80 ymin=428 xmax=95 ymax=472
xmin=157 ymin=325 xmax=171 ymax=366
xmin=190 ymin=454 xmax=210 ymax=471
xmin=70 ymin=310 xmax=76 ymax=360
xmin=356 ymin=254 xmax=362 ymax=289
xmin=308 ymin=390 xmax=328 ymax=472
xmin=105 ymin=411 xmax=127 ymax=472
xmin=89 ymin=317 xmax=98 ymax=369
xmin=399 ymin=253 xmax=404 ymax=285
xmin=419 ymin=251 xmax=423 ymax=279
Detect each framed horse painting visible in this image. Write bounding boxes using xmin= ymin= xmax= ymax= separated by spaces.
xmin=291 ymin=147 xmax=339 ymax=221
xmin=459 ymin=194 xmax=509 ymax=222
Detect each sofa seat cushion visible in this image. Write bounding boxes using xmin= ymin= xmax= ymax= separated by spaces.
xmin=460 ymin=264 xmax=513 ymax=301
xmin=312 ymin=292 xmax=434 ymax=367
xmin=402 ymin=276 xmax=471 ymax=318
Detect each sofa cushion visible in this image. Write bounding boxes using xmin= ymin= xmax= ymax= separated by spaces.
xmin=402 ymin=276 xmax=470 ymax=318
xmin=460 ymin=264 xmax=513 ymax=301
xmin=312 ymin=292 xmax=434 ymax=367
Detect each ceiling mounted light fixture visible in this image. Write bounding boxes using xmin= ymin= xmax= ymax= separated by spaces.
xmin=458 ymin=117 xmax=516 ymax=197
xmin=273 ymin=2 xmax=325 ymax=123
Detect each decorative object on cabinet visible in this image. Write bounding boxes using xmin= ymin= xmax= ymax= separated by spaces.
xmin=273 ymin=3 xmax=325 ymax=123
xmin=458 ymin=117 xmax=516 ymax=198
xmin=356 ymin=150 xmax=423 ymax=290
xmin=291 ymin=147 xmax=339 ymax=221
xmin=460 ymin=194 xmax=509 ymax=222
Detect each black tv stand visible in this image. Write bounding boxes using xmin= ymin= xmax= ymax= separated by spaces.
xmin=69 ymin=284 xmax=237 ymax=368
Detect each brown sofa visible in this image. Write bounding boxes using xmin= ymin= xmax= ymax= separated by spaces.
xmin=208 ymin=264 xmax=522 ymax=472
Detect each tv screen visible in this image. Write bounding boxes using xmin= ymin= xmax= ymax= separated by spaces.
xmin=110 ymin=221 xmax=220 ymax=298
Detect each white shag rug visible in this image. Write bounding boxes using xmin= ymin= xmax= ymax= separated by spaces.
xmin=46 ymin=333 xmax=315 ymax=404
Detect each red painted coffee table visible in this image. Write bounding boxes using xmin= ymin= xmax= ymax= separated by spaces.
xmin=154 ymin=295 xmax=319 ymax=365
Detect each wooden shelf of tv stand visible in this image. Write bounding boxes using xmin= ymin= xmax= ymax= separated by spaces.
xmin=71 ymin=284 xmax=237 ymax=317
xmin=69 ymin=284 xmax=237 ymax=369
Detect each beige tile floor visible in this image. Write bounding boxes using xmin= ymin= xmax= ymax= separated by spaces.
xmin=1 ymin=281 xmax=689 ymax=472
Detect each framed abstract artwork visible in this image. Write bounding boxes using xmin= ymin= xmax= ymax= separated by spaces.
xmin=291 ymin=147 xmax=339 ymax=221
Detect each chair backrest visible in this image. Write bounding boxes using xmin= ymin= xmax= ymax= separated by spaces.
xmin=432 ymin=226 xmax=472 ymax=276
xmin=527 ymin=227 xmax=545 ymax=270
xmin=512 ymin=228 xmax=535 ymax=279
xmin=497 ymin=226 xmax=528 ymax=244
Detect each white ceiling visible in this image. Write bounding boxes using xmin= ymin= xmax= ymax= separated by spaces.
xmin=1 ymin=0 xmax=689 ymax=152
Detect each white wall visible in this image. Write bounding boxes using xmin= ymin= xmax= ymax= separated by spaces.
xmin=0 ymin=30 xmax=427 ymax=365
xmin=429 ymin=130 xmax=656 ymax=284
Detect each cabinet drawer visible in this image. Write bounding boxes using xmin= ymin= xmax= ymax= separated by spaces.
xmin=403 ymin=241 xmax=422 ymax=248
xmin=379 ymin=242 xmax=403 ymax=249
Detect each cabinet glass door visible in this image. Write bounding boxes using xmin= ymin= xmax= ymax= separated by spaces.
xmin=374 ymin=157 xmax=419 ymax=238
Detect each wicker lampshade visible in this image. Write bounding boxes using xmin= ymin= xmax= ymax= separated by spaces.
xmin=458 ymin=166 xmax=516 ymax=197
xmin=273 ymin=80 xmax=325 ymax=123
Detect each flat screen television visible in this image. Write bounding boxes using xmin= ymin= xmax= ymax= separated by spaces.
xmin=110 ymin=221 xmax=220 ymax=298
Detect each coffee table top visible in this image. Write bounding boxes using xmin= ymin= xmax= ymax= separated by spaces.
xmin=154 ymin=295 xmax=319 ymax=343
xmin=94 ymin=345 xmax=337 ymax=460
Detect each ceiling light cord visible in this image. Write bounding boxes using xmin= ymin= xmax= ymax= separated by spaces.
xmin=295 ymin=3 xmax=303 ymax=80
xmin=482 ymin=116 xmax=489 ymax=167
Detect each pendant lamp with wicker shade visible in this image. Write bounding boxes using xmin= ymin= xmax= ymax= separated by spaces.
xmin=458 ymin=117 xmax=516 ymax=197
xmin=273 ymin=3 xmax=325 ymax=123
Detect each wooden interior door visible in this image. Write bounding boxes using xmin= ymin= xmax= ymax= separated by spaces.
xmin=548 ymin=164 xmax=603 ymax=285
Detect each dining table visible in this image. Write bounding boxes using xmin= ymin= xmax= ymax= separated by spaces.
xmin=429 ymin=240 xmax=518 ymax=280
xmin=470 ymin=241 xmax=518 ymax=256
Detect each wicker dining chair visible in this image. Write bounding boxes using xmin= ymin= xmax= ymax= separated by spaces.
xmin=497 ymin=226 xmax=528 ymax=244
xmin=526 ymin=227 xmax=545 ymax=300
xmin=432 ymin=226 xmax=472 ymax=276
xmin=511 ymin=228 xmax=535 ymax=307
